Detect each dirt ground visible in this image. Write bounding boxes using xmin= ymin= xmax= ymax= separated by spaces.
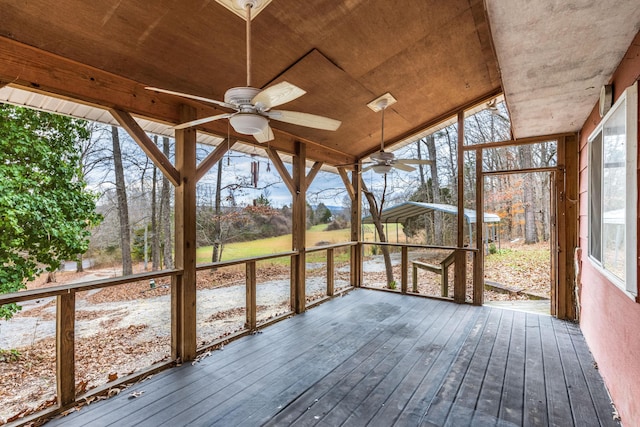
xmin=0 ymin=244 xmax=550 ymax=423
xmin=0 ymin=262 xmax=339 ymax=424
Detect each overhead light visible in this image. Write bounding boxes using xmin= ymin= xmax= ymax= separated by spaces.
xmin=230 ymin=114 xmax=268 ymax=135
xmin=215 ymin=0 xmax=272 ymax=20
xmin=367 ymin=93 xmax=397 ymax=112
xmin=372 ymin=164 xmax=392 ymax=174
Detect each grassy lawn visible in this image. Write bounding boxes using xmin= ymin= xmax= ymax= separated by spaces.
xmin=197 ymin=225 xmax=352 ymax=264
xmin=196 ymin=223 xmax=407 ymax=265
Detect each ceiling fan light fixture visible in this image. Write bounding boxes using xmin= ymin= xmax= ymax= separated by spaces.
xmin=372 ymin=164 xmax=392 ymax=174
xmin=215 ymin=0 xmax=272 ymax=20
xmin=230 ymin=113 xmax=268 ymax=135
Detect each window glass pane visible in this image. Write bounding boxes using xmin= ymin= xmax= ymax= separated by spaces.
xmin=482 ymin=141 xmax=557 ymax=172
xmin=589 ymin=132 xmax=602 ymax=262
xmin=602 ymin=100 xmax=626 ymax=280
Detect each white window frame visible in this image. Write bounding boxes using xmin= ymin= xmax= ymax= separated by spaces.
xmin=588 ymin=82 xmax=638 ymax=299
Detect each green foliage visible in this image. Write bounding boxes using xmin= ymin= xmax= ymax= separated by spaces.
xmin=254 ymin=193 xmax=271 ymax=207
xmin=388 ymin=280 xmax=397 ymax=290
xmin=314 ymin=203 xmax=332 ymax=224
xmin=489 ymin=243 xmax=497 ymax=254
xmin=0 ymin=105 xmax=102 ymax=319
xmin=0 ymin=349 xmax=21 ymax=363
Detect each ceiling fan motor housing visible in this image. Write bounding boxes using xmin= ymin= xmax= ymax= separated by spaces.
xmin=370 ymin=151 xmax=395 ymax=162
xmin=224 ymin=87 xmax=261 ymax=108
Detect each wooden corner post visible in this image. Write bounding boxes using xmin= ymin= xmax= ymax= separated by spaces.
xmin=473 ymin=148 xmax=484 ymax=306
xmin=292 ymin=141 xmax=307 ymax=313
xmin=351 ymin=166 xmax=362 ymax=287
xmin=454 ymin=111 xmax=467 ymax=303
xmin=56 ymin=292 xmax=75 ymax=406
xmin=172 ymin=104 xmax=197 ymax=361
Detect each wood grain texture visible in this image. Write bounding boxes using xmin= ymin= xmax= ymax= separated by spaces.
xmin=110 ymin=108 xmax=180 ymax=186
xmin=173 ymin=105 xmax=198 ymax=361
xmin=49 ymin=290 xmax=619 ymax=427
xmin=56 ymin=292 xmax=75 ymax=406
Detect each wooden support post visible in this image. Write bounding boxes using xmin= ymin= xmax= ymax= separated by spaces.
xmin=454 ymin=111 xmax=467 ymax=303
xmin=557 ymin=135 xmax=579 ymax=320
xmin=172 ymin=104 xmax=197 ymax=361
xmin=327 ymin=248 xmax=335 ymax=296
xmin=56 ymin=292 xmax=75 ymax=406
xmin=474 ymin=148 xmax=484 ymax=306
xmin=401 ymin=246 xmax=408 ymax=294
xmin=246 ymin=261 xmax=257 ymax=330
xmin=292 ymin=142 xmax=306 ymax=313
xmin=351 ymin=166 xmax=362 ymax=287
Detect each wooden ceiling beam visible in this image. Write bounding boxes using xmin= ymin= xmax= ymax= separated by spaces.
xmin=0 ymin=36 xmax=355 ymax=167
xmin=357 ymin=88 xmax=503 ymax=160
xmin=110 ymin=108 xmax=180 ymax=187
xmin=305 ymin=161 xmax=323 ymax=191
xmin=195 ymin=138 xmax=237 ymax=182
xmin=337 ymin=167 xmax=355 ymax=202
xmin=266 ymin=147 xmax=295 ymax=195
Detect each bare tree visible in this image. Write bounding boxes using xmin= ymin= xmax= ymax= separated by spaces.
xmin=520 ymin=144 xmax=538 ymax=244
xmin=212 ymin=159 xmax=224 ymax=263
xmin=151 ymin=137 xmax=160 ymax=270
xmin=111 ymin=126 xmax=133 ymax=275
xmin=361 ymin=176 xmax=394 ymax=286
xmin=160 ymin=136 xmax=173 ymax=269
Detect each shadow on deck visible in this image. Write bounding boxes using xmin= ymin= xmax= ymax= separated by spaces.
xmin=47 ymin=289 xmax=617 ymax=426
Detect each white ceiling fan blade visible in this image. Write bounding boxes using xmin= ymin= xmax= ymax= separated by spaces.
xmin=397 ymin=159 xmax=435 ymax=165
xmin=253 ymin=125 xmax=274 ymax=143
xmin=266 ymin=110 xmax=341 ymax=131
xmin=146 ymin=87 xmax=236 ymax=110
xmin=173 ymin=113 xmax=235 ymax=130
xmin=252 ymin=82 xmax=306 ymax=110
xmin=361 ymin=164 xmax=375 ymax=173
xmin=391 ymin=162 xmax=416 ymax=172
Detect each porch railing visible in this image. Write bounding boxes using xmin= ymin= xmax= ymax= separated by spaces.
xmin=0 ymin=241 xmax=478 ymax=424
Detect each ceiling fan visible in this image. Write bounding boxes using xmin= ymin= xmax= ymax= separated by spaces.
xmin=145 ymin=0 xmax=341 ymax=143
xmin=362 ymin=94 xmax=434 ymax=174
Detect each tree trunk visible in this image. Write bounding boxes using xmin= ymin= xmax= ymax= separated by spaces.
xmin=417 ymin=139 xmax=426 ymax=188
xmin=111 ymin=126 xmax=133 ymax=275
xmin=520 ymin=145 xmax=538 ymax=244
xmin=160 ymin=137 xmax=173 ymax=269
xmin=361 ymin=179 xmax=394 ymax=287
xmin=426 ymin=134 xmax=443 ymax=245
xmin=212 ymin=159 xmax=223 ymax=263
xmin=151 ymin=147 xmax=160 ymax=271
xmin=76 ymin=254 xmax=84 ymax=273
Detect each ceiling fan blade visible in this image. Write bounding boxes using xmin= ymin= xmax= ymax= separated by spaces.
xmin=361 ymin=164 xmax=375 ymax=173
xmin=391 ymin=162 xmax=416 ymax=172
xmin=173 ymin=113 xmax=235 ymax=130
xmin=146 ymin=87 xmax=236 ymax=110
xmin=252 ymin=82 xmax=306 ymax=110
xmin=266 ymin=110 xmax=341 ymax=131
xmin=253 ymin=125 xmax=274 ymax=143
xmin=397 ymin=159 xmax=435 ymax=165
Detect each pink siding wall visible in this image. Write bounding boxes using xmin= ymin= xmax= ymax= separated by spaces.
xmin=578 ymin=31 xmax=640 ymax=424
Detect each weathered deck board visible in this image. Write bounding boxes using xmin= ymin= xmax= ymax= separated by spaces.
xmin=47 ymin=289 xmax=619 ymax=427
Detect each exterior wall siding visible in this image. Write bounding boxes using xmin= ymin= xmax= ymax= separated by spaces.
xmin=578 ymin=30 xmax=640 ymax=424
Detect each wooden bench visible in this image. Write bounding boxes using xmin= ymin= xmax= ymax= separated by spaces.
xmin=412 ymin=251 xmax=456 ymax=297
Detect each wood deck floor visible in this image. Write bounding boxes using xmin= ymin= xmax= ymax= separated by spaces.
xmin=48 ymin=289 xmax=618 ymax=426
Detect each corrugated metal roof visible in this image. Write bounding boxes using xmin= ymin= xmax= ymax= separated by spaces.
xmin=0 ymin=85 xmax=308 ymax=167
xmin=362 ymin=201 xmax=501 ymax=224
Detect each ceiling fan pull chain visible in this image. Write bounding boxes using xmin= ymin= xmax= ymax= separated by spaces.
xmin=246 ymin=2 xmax=252 ymax=87
xmin=266 ymin=140 xmax=272 ymax=172
xmin=227 ymin=121 xmax=231 ymax=166
xmin=380 ymin=106 xmax=385 ymax=151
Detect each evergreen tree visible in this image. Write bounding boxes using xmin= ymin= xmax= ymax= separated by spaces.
xmin=0 ymin=105 xmax=101 ymax=319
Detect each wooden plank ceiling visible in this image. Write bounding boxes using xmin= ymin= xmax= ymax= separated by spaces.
xmin=0 ymin=0 xmax=501 ymax=164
